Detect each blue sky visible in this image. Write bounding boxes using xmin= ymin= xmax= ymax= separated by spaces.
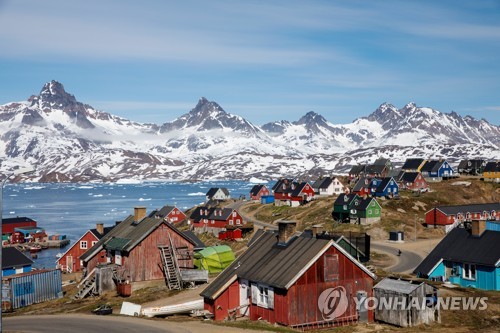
xmin=0 ymin=0 xmax=499 ymax=125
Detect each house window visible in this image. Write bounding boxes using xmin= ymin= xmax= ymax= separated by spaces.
xmin=211 ymin=220 xmax=215 ymax=224
xmin=324 ymin=254 xmax=339 ymax=281
xmin=368 ymin=209 xmax=372 ymax=214
xmin=251 ymin=284 xmax=274 ymax=309
xmin=375 ymin=209 xmax=380 ymax=214
xmin=259 ymin=286 xmax=269 ymax=305
xmin=233 ymin=212 xmax=237 ymax=217
xmin=463 ymin=263 xmax=476 ymax=280
xmin=80 ymin=241 xmax=88 ymax=249
xmin=343 ymin=205 xmax=348 ymax=210
xmin=91 ymin=241 xmax=97 ymax=247
xmin=229 ymin=220 xmax=234 ymax=225
xmin=236 ymin=219 xmax=241 ymax=225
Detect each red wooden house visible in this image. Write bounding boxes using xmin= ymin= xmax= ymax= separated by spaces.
xmin=273 ymin=179 xmax=315 ymax=207
xmin=351 ymin=177 xmax=373 ymax=197
xmin=249 ymin=185 xmax=270 ymax=201
xmin=80 ymin=206 xmax=198 ymax=283
xmin=153 ymin=205 xmax=186 ymax=224
xmin=2 ymin=217 xmax=37 ymax=235
xmin=201 ymin=221 xmax=376 ymax=330
xmin=398 ymin=172 xmax=429 ymax=192
xmin=56 ymin=223 xmax=114 ymax=273
xmin=189 ymin=206 xmax=248 ymax=235
xmin=425 ymin=203 xmax=500 ymax=231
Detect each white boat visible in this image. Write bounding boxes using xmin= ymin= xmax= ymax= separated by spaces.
xmin=142 ymin=299 xmax=204 ymax=318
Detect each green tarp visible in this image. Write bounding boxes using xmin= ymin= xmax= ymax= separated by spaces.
xmin=194 ymin=245 xmax=235 ymax=273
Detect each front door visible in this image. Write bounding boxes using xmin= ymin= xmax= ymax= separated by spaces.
xmin=239 ymin=279 xmax=250 ymax=316
xmin=66 ymin=256 xmax=73 ymax=272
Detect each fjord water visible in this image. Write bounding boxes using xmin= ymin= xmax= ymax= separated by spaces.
xmin=3 ymin=180 xmax=260 ymax=268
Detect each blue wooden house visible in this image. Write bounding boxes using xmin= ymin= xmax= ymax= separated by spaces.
xmin=420 ymin=160 xmax=455 ymax=180
xmin=370 ymin=177 xmax=399 ymax=198
xmin=414 ymin=220 xmax=500 ymax=291
xmin=2 ymin=247 xmax=33 ymax=277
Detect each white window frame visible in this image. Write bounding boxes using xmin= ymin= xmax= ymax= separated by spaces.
xmin=80 ymin=241 xmax=88 ymax=249
xmin=91 ymin=241 xmax=97 ymax=247
xmin=463 ymin=263 xmax=476 ymax=280
xmin=251 ymin=283 xmax=274 ymax=309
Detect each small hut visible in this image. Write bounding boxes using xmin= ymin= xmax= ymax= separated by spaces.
xmin=373 ymin=277 xmax=440 ymax=327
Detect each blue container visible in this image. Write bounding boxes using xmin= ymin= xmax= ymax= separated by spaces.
xmin=261 ymin=195 xmax=275 ymax=204
xmin=2 ymin=269 xmax=63 ymax=311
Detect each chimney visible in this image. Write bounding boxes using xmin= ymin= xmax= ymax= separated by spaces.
xmin=471 ymin=220 xmax=486 ymax=237
xmin=134 ymin=206 xmax=147 ymax=222
xmin=312 ymin=225 xmax=323 ymax=238
xmin=278 ymin=221 xmax=297 ymax=245
xmin=96 ymin=223 xmax=104 ymax=235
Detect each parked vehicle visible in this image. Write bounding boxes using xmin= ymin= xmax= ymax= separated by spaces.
xmin=92 ymin=304 xmax=113 ymax=315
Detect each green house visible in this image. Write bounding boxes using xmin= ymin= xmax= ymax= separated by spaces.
xmin=332 ymin=194 xmax=381 ymax=225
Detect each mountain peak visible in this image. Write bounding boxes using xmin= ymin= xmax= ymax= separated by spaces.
xmin=161 ymin=97 xmax=258 ymax=134
xmin=31 ymin=80 xmax=78 ymax=109
xmin=294 ymin=111 xmax=327 ymax=126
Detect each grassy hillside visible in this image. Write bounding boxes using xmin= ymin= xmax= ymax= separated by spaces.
xmin=240 ymin=177 xmax=500 ymax=240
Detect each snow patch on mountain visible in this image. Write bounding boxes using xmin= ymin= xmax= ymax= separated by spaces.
xmin=1 ymin=80 xmax=499 ymax=182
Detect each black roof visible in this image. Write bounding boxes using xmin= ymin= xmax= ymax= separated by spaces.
xmin=202 ymin=229 xmax=375 ymax=299
xmin=373 ymin=158 xmax=391 ymax=166
xmin=2 ymin=217 xmax=36 ymax=225
xmin=458 ymin=159 xmax=485 ymax=170
xmin=354 ymin=196 xmax=379 ymax=211
xmin=250 ymin=185 xmax=266 ymax=196
xmin=206 ymin=187 xmax=229 ymax=198
xmin=312 ymin=177 xmax=333 ymax=190
xmin=400 ymin=172 xmax=420 ymax=183
xmin=414 ymin=228 xmax=500 ymax=277
xmin=89 ymin=226 xmax=115 ymax=240
xmin=352 ymin=177 xmax=372 ymax=192
xmin=365 ymin=164 xmax=386 ymax=175
xmin=333 ymin=193 xmax=358 ymax=206
xmin=3 ymin=247 xmax=34 ymax=269
xmin=189 ymin=206 xmax=234 ymax=222
xmin=401 ymin=158 xmax=425 ymax=170
xmin=374 ymin=177 xmax=395 ymax=192
xmin=154 ymin=205 xmax=176 ymax=218
xmin=421 ymin=160 xmax=446 ymax=173
xmin=484 ymin=161 xmax=500 ymax=172
xmin=435 ymin=203 xmax=500 ymax=216
xmin=183 ymin=230 xmax=206 ymax=250
xmin=349 ymin=165 xmax=366 ymax=176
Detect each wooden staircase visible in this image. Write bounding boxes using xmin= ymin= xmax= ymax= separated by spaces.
xmin=159 ymin=233 xmax=182 ymax=290
xmin=74 ymin=268 xmax=97 ymax=299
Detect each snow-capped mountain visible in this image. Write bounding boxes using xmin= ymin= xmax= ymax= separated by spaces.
xmin=1 ymin=80 xmax=499 ymax=182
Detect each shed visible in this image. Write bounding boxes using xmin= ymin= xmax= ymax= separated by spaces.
xmin=389 ymin=231 xmax=404 ymax=242
xmin=260 ymin=195 xmax=275 ymax=204
xmin=373 ymin=277 xmax=440 ymax=327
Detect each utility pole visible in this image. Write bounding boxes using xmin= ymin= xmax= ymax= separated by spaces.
xmin=414 ymin=214 xmax=417 ymax=242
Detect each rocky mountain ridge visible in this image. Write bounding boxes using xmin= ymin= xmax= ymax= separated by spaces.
xmin=1 ymin=80 xmax=499 ymax=182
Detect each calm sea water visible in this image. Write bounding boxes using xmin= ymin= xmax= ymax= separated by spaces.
xmin=2 ymin=180 xmax=267 ymax=269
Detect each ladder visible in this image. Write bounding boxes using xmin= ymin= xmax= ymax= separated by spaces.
xmin=159 ymin=233 xmax=182 ymax=290
xmin=74 ymin=268 xmax=97 ymax=299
